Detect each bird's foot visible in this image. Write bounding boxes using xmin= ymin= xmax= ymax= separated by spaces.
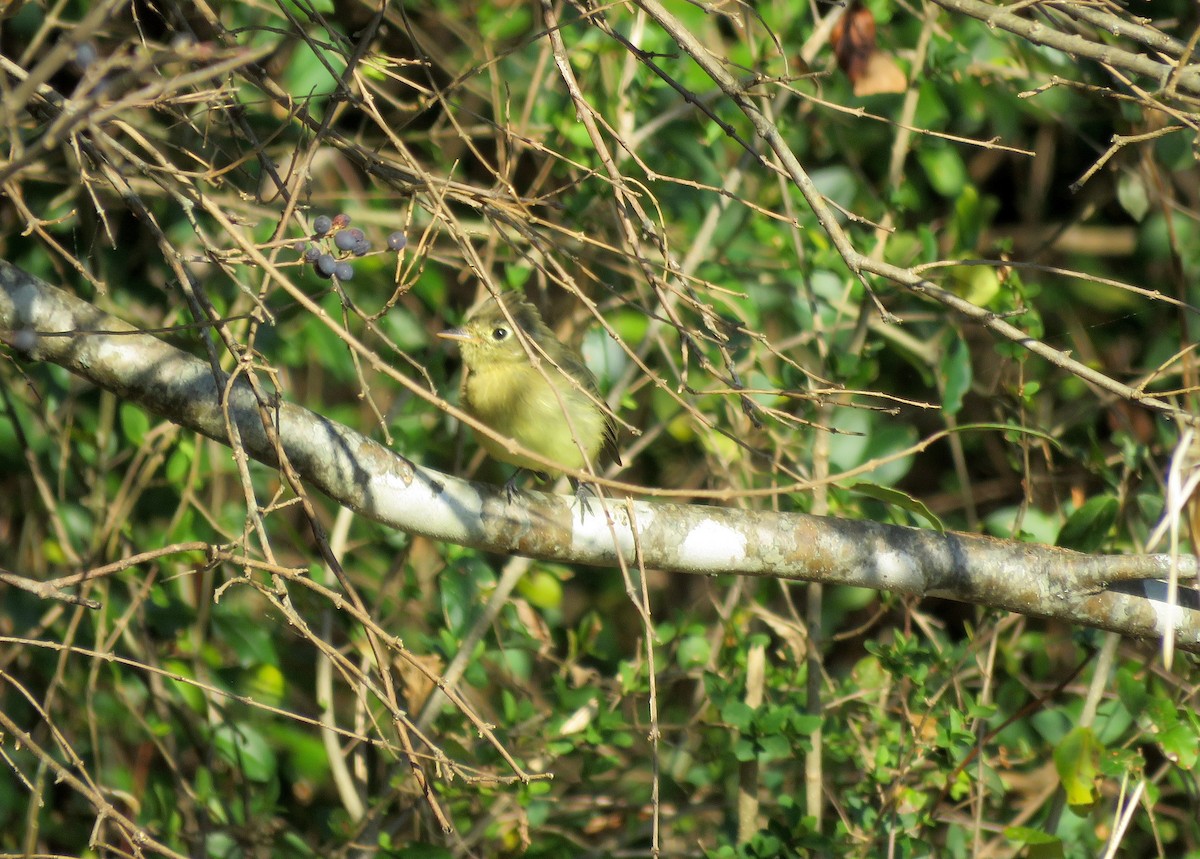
xmin=502 ymin=471 xmax=524 ymax=505
xmin=502 ymin=469 xmax=549 ymax=505
xmin=570 ymin=478 xmax=599 ymax=521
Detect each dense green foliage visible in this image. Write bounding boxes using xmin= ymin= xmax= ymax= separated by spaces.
xmin=1 ymin=0 xmax=1199 ymax=856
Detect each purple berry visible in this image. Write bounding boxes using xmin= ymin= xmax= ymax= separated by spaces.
xmin=386 ymin=232 xmax=407 ymax=251
xmin=313 ymin=215 xmax=333 ymax=237
xmin=334 ymin=262 xmax=354 ymax=281
xmin=316 ymin=254 xmax=337 ymax=277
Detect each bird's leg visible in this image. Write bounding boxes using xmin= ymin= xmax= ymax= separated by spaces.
xmin=570 ymin=477 xmax=599 ymax=520
xmin=503 ymin=469 xmax=526 ymax=504
xmin=502 ymin=469 xmax=549 ymax=504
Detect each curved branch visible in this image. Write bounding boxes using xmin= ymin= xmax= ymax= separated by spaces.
xmin=1 ymin=258 xmax=1198 ymax=650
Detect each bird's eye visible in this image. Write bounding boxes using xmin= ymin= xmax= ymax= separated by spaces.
xmin=491 ymin=327 xmax=508 ymax=341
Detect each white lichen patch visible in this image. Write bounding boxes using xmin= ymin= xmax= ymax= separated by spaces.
xmin=680 ymin=518 xmax=748 ymax=570
xmin=571 ymin=499 xmax=639 ymax=560
xmin=871 ymin=549 xmax=923 ymax=591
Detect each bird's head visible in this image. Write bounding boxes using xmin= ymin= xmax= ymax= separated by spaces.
xmin=438 ymin=294 xmax=551 ymax=370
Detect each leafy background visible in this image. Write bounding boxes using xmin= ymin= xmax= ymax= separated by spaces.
xmin=1 ymin=0 xmax=1198 ymax=856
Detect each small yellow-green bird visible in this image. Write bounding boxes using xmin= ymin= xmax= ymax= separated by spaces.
xmin=438 ymin=292 xmax=621 ymax=498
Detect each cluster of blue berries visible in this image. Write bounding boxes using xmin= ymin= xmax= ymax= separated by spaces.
xmin=297 ymin=213 xmax=407 ymax=282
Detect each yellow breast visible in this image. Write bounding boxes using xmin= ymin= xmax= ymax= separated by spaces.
xmin=463 ymin=362 xmax=606 ymax=474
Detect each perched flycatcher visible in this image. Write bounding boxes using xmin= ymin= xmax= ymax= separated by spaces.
xmin=438 ymin=292 xmax=620 ymax=494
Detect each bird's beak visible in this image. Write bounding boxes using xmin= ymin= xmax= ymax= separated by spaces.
xmin=437 ymin=327 xmax=472 ymax=343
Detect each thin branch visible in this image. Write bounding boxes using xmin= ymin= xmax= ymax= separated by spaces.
xmin=0 ymin=569 xmax=101 ymax=608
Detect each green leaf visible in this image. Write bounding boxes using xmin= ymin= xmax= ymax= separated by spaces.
xmin=809 ymin=165 xmax=861 ymax=210
xmin=1005 ymin=826 xmax=1063 ymax=859
xmin=165 ymin=439 xmax=194 ymax=482
xmin=212 ymin=722 xmax=277 ymax=783
xmin=849 ymin=482 xmax=945 ymax=533
xmin=504 ymin=266 xmax=532 ymax=288
xmin=792 ymin=714 xmax=823 ymax=735
xmin=940 ymin=335 xmax=972 ymax=416
xmin=675 ymin=634 xmax=711 ymax=669
xmin=1158 ymin=721 xmax=1199 ymax=769
xmin=246 ymin=664 xmax=285 ymax=705
xmin=516 ymin=568 xmax=563 ymax=610
xmin=917 ymin=145 xmax=967 ymax=198
xmin=120 ymin=402 xmax=150 ymax=445
xmin=1053 ymin=726 xmax=1101 ymax=811
xmin=952 ymin=264 xmax=1001 ymax=307
xmin=954 ymin=184 xmax=983 ymax=248
xmin=212 ymin=612 xmax=278 ymax=667
xmin=758 ymin=733 xmax=793 ymax=760
xmin=1056 ymin=495 xmax=1119 ymax=552
xmin=1117 ymin=172 xmax=1150 ymax=222
xmin=721 ymin=700 xmax=755 ymax=732
xmin=164 ymin=659 xmax=206 ymax=713
xmin=733 ymin=737 xmax=757 ymax=762
xmin=828 ymin=408 xmax=918 ymax=487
